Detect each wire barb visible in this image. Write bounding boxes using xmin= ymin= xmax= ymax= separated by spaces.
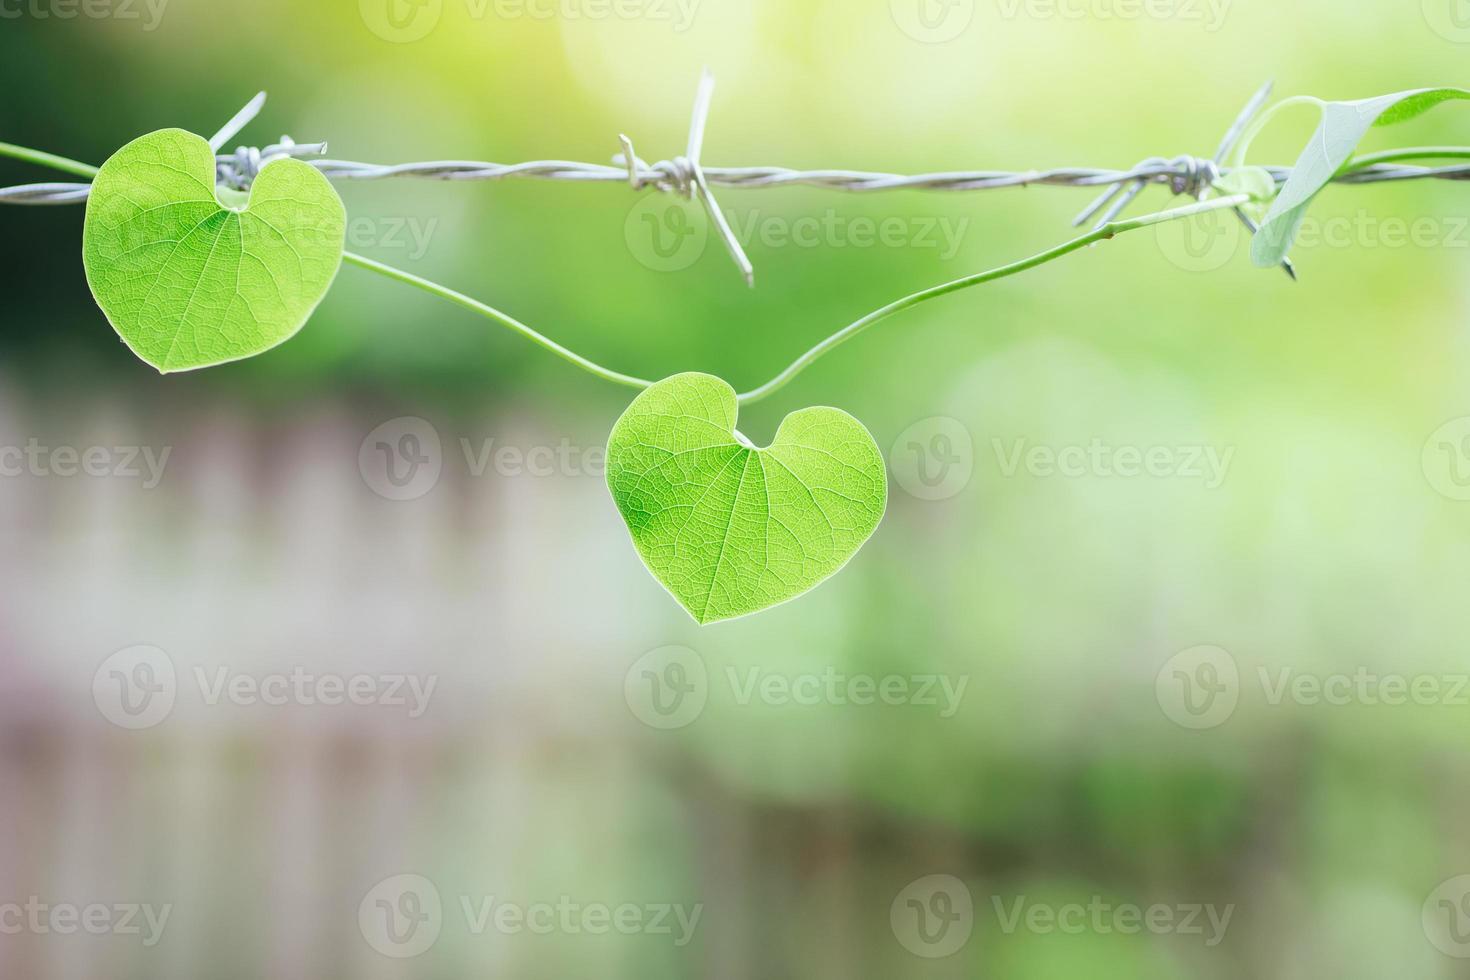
xmin=216 ymin=136 xmax=330 ymax=191
xmin=684 ymin=69 xmax=754 ymax=287
xmin=1213 ymin=79 xmax=1275 ymax=164
xmin=209 ymin=91 xmax=267 ymax=153
xmin=612 ymin=69 xmax=753 ymax=285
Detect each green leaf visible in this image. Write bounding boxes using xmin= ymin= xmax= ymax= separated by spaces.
xmin=1252 ymin=88 xmax=1470 ymax=268
xmin=1373 ymin=89 xmax=1470 ymax=127
xmin=606 ymin=373 xmax=888 ymax=624
xmin=82 ymin=128 xmax=345 ymax=372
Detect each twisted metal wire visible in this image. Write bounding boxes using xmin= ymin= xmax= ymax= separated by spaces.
xmin=8 ymin=156 xmax=1468 ymax=206
xmin=5 ymin=78 xmax=1470 ymax=283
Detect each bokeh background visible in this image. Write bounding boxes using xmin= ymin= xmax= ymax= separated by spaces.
xmin=3 ymin=0 xmax=1470 ymax=976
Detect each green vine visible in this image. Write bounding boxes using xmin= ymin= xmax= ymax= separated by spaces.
xmin=1 ymin=82 xmax=1463 ymax=622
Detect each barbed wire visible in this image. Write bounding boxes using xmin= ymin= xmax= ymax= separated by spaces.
xmin=5 ymin=75 xmax=1469 ymax=283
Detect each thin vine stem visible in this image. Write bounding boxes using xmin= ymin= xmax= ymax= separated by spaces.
xmin=0 ymin=142 xmax=98 ymax=178
xmin=735 ymin=194 xmax=1248 ymax=405
xmin=1344 ymin=146 xmax=1470 ymax=170
xmin=357 ymin=194 xmax=1245 ymax=406
xmin=1231 ymin=96 xmax=1323 ymax=169
xmin=356 ymin=194 xmax=1244 ymax=405
xmin=341 ymin=252 xmax=654 ymax=392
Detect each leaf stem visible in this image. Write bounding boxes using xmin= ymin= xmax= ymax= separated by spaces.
xmin=340 ymin=251 xmax=654 ymax=392
xmin=734 ymin=194 xmax=1249 ymax=406
xmin=0 ymin=142 xmax=99 ymax=178
xmin=1344 ymin=146 xmax=1470 ymax=170
xmin=1231 ymin=96 xmax=1323 ymax=169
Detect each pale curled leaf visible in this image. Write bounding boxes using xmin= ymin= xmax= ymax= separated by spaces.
xmin=1214 ymin=166 xmax=1276 ymax=223
xmin=82 ymin=128 xmax=345 ymax=372
xmin=606 ymin=373 xmax=887 ymax=624
xmin=1252 ymin=88 xmax=1470 ymax=267
xmin=1215 ymin=166 xmax=1276 ymax=203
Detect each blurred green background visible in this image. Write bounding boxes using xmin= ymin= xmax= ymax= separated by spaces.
xmin=2 ymin=0 xmax=1470 ymax=977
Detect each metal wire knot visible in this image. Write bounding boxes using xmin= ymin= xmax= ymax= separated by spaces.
xmin=1071 ymin=82 xmax=1295 ymax=279
xmin=610 ymin=70 xmax=754 ymax=285
xmin=216 ymin=136 xmax=330 ymax=191
xmin=1168 ymin=155 xmax=1222 ymax=198
xmin=648 ymin=154 xmax=698 ymax=197
xmin=616 ymin=138 xmax=698 ymax=198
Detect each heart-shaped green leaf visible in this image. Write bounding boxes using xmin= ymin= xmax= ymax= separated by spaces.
xmin=607 ymin=373 xmax=887 ymax=624
xmin=1252 ymin=88 xmax=1470 ymax=268
xmin=82 ymin=128 xmax=345 ymax=372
